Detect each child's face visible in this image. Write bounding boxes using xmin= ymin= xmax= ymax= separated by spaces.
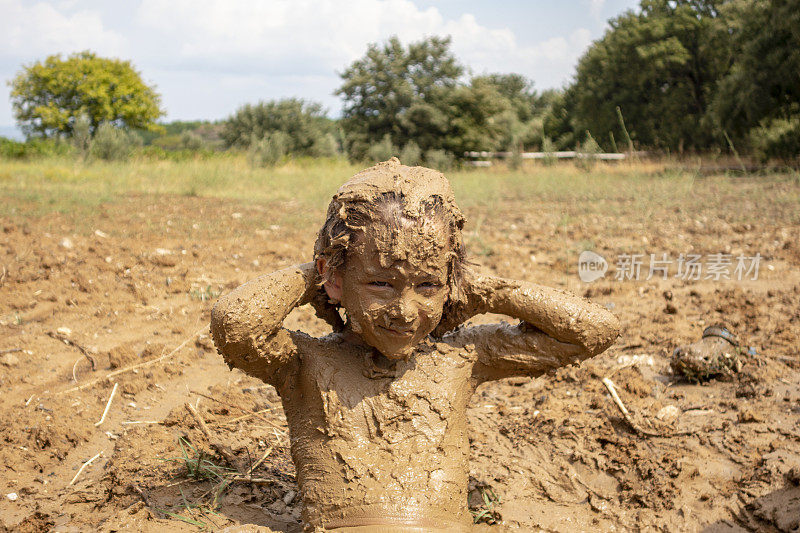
xmin=328 ymin=220 xmax=451 ymax=359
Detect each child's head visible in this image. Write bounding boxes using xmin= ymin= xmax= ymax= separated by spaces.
xmin=313 ymin=158 xmax=467 ymax=359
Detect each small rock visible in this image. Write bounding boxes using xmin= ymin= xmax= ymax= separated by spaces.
xmin=283 ymin=490 xmax=296 ymax=505
xmin=231 ymin=212 xmax=243 ymax=219
xmin=1 ymin=353 xmax=20 ymax=367
xmin=664 ymin=303 xmax=678 ymax=314
xmin=56 ymin=326 xmax=72 ymax=337
xmin=657 ymin=405 xmax=680 ymax=421
xmin=738 ymin=407 xmax=764 ymax=423
xmin=589 ymin=493 xmax=608 ymax=513
xmin=6 ymin=492 xmax=18 ymax=501
xmin=94 ymin=229 xmax=109 ymax=238
xmin=60 ymin=237 xmax=73 ymax=249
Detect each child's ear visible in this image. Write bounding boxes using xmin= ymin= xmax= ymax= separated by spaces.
xmin=316 ymin=257 xmax=343 ymax=303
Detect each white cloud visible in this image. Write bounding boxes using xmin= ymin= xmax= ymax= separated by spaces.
xmin=134 ymin=0 xmax=592 ymax=87
xmin=0 ymin=0 xmax=124 ymax=59
xmin=0 ymin=0 xmax=603 ymax=124
xmin=590 ymin=0 xmax=606 ymax=17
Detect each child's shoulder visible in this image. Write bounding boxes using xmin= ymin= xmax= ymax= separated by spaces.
xmin=289 ymin=330 xmax=367 ymax=360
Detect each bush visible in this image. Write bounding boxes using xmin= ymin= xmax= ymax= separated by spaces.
xmin=0 ymin=138 xmax=27 ymax=159
xmin=508 ymin=142 xmax=523 ymax=170
xmin=541 ymin=137 xmax=557 ymax=166
xmin=72 ymin=114 xmax=91 ymax=157
xmin=749 ymin=116 xmax=800 ymax=163
xmin=180 ymin=130 xmax=205 ymax=151
xmin=89 ymin=123 xmax=143 ymax=161
xmin=576 ymin=131 xmax=601 ymax=170
xmin=366 ymin=134 xmax=398 ymax=163
xmin=310 ymin=132 xmax=339 ymax=158
xmin=0 ymin=137 xmax=73 ymax=159
xmin=399 ymin=141 xmax=423 ymax=166
xmin=223 ymin=98 xmax=333 ymax=158
xmin=248 ymin=131 xmax=289 ymax=167
xmin=424 ymin=148 xmax=455 ymax=171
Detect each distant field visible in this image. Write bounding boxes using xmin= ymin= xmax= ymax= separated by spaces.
xmin=2 ymin=156 xmax=799 ymax=233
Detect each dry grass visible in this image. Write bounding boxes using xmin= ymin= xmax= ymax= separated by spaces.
xmin=1 ymin=155 xmax=799 ymax=233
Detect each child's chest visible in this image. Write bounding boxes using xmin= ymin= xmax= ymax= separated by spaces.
xmin=299 ymin=342 xmax=476 ymax=449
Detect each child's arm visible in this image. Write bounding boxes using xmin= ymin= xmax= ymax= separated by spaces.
xmin=210 ymin=262 xmax=318 ymax=387
xmin=447 ymin=272 xmax=620 ymax=382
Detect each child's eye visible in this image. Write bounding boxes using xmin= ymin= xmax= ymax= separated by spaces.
xmin=369 ymin=281 xmax=391 ymax=288
xmin=417 ymin=281 xmax=442 ymax=290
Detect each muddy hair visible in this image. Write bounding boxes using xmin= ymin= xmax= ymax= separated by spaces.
xmin=311 ymin=190 xmax=468 ymax=336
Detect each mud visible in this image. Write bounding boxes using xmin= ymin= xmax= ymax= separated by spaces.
xmin=1 ymin=171 xmax=800 ymax=532
xmin=212 ymin=160 xmax=620 ymax=530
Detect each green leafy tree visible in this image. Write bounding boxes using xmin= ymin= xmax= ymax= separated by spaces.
xmin=711 ymin=0 xmax=800 ymax=160
xmin=222 ymin=98 xmax=333 ymax=157
xmin=339 ymin=36 xmax=557 ymax=160
xmin=337 ymin=36 xmax=463 ymax=160
xmin=565 ymin=0 xmax=736 ymax=151
xmin=437 ymin=81 xmax=513 ymax=157
xmin=9 ymin=51 xmax=164 ymax=138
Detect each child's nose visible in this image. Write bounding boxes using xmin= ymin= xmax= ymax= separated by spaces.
xmin=389 ymin=293 xmax=417 ymax=324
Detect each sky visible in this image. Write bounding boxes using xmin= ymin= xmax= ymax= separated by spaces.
xmin=0 ymin=0 xmax=640 ymax=133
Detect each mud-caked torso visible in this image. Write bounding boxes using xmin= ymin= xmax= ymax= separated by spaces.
xmin=276 ymin=334 xmax=479 ymax=530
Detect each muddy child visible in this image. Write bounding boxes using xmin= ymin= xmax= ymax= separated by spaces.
xmin=211 ymin=158 xmax=620 ymax=532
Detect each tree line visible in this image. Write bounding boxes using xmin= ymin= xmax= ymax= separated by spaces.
xmin=5 ymin=0 xmax=799 ymax=165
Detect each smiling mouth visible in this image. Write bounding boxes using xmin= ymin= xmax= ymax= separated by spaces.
xmin=379 ymin=325 xmax=415 ymax=337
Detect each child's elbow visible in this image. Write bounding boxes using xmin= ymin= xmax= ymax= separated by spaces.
xmin=210 ymin=293 xmax=243 ymax=353
xmin=583 ymin=309 xmax=621 ymax=357
xmin=210 ymin=297 xmax=228 ymax=349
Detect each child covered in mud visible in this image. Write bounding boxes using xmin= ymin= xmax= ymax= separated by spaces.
xmin=211 ymin=158 xmax=619 ymax=532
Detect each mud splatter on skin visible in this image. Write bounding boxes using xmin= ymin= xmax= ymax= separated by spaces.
xmin=211 ymin=158 xmax=620 ymax=531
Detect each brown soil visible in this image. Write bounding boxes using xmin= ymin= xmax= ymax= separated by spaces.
xmin=1 ymin=191 xmax=799 ymax=532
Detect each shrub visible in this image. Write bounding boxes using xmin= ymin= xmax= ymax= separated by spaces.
xmin=424 ymin=149 xmax=455 ymax=171
xmin=89 ymin=123 xmax=143 ymax=161
xmin=399 ymin=141 xmax=423 ymax=166
xmin=248 ymin=131 xmax=289 ymax=167
xmin=576 ymin=131 xmax=601 ymax=170
xmin=366 ymin=134 xmax=397 ymax=163
xmin=0 ymin=137 xmax=73 ymax=159
xmin=310 ymin=132 xmax=339 ymax=158
xmin=541 ymin=137 xmax=557 ymax=166
xmin=749 ymin=116 xmax=800 ymax=163
xmin=223 ymin=98 xmax=333 ymax=158
xmin=72 ymin=114 xmax=92 ymax=158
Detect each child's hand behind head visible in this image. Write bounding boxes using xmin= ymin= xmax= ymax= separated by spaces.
xmin=314 ymin=158 xmax=467 ymax=359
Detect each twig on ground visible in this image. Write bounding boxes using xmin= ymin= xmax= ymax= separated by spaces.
xmin=229 ymin=476 xmax=275 ymax=485
xmin=246 ymin=446 xmax=274 ymax=476
xmin=72 ymin=356 xmax=83 ymax=382
xmin=47 ymin=331 xmax=96 ymax=371
xmin=190 ymin=390 xmax=249 ymax=412
xmin=0 ymin=347 xmax=22 ymax=355
xmin=131 ymin=483 xmax=163 ymax=517
xmin=24 ymin=394 xmax=36 ymax=406
xmin=209 ymin=408 xmax=279 ymax=428
xmin=69 ymin=451 xmax=103 ymax=486
xmin=601 ymin=377 xmax=691 ymax=438
xmin=121 ymin=420 xmax=162 ymax=425
xmin=94 ymin=382 xmax=119 ymax=427
xmin=185 ymin=403 xmax=240 ymax=472
xmin=58 ymin=326 xmax=205 ymax=395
